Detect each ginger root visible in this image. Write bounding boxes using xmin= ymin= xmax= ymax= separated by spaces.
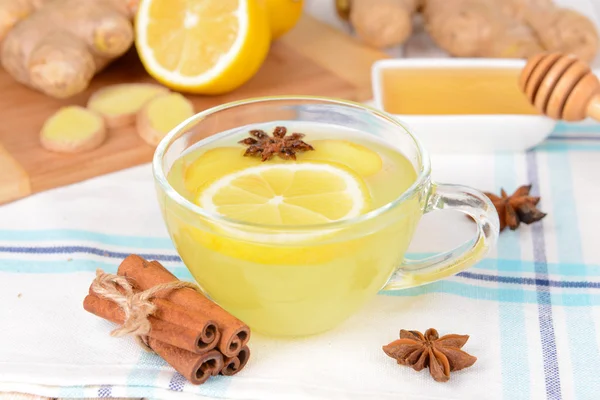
xmin=0 ymin=0 xmax=48 ymax=43
xmin=345 ymin=0 xmax=599 ymax=61
xmin=422 ymin=0 xmax=543 ymax=58
xmin=526 ymin=7 xmax=599 ymax=63
xmin=1 ymin=0 xmax=134 ymax=99
xmin=421 ymin=0 xmax=598 ymax=61
xmin=499 ymin=0 xmax=553 ymax=21
xmin=87 ymin=83 xmax=169 ymax=128
xmin=40 ymin=105 xmax=106 ymax=153
xmin=349 ymin=0 xmax=419 ymax=48
xmin=136 ymin=93 xmax=195 ymax=146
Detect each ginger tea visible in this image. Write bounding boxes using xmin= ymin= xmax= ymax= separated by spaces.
xmin=164 ymin=122 xmax=422 ymax=336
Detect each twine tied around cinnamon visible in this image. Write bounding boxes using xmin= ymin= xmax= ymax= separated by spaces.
xmin=90 ymin=268 xmax=200 ymax=351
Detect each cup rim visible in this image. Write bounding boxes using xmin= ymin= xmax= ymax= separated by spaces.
xmin=152 ymin=95 xmax=431 ymax=232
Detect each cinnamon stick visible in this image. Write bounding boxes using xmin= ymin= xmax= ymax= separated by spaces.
xmin=118 ymin=255 xmax=251 ymax=358
xmin=83 ymin=293 xmax=220 ymax=354
xmin=148 ymin=338 xmax=224 ymax=385
xmin=220 ymin=345 xmax=250 ymax=376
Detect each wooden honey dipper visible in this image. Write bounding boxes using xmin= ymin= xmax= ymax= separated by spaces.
xmin=519 ymin=52 xmax=600 ymax=122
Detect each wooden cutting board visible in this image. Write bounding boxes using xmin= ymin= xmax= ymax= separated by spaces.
xmin=0 ymin=15 xmax=388 ymax=205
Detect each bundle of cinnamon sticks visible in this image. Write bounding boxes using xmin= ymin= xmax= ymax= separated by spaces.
xmin=83 ymin=254 xmax=251 ymax=385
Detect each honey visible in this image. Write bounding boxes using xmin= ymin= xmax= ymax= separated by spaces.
xmin=380 ymin=67 xmax=539 ymax=115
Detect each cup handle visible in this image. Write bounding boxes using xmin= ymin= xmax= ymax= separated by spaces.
xmin=382 ymin=183 xmax=500 ymax=291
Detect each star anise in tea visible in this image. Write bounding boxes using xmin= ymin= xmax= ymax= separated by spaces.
xmin=238 ymin=126 xmax=314 ymax=161
xmin=485 ymin=184 xmax=547 ymax=232
xmin=382 ymin=328 xmax=477 ymax=382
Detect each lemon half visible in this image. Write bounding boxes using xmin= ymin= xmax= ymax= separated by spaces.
xmin=266 ymin=0 xmax=304 ymax=39
xmin=135 ymin=0 xmax=271 ymax=94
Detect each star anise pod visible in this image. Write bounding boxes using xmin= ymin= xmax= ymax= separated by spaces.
xmin=238 ymin=126 xmax=314 ymax=161
xmin=484 ymin=184 xmax=547 ymax=232
xmin=382 ymin=328 xmax=477 ymax=382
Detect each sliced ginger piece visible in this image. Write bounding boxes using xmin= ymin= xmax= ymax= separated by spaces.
xmin=299 ymin=139 xmax=383 ymax=176
xmin=136 ymin=92 xmax=195 ymax=146
xmin=87 ymin=83 xmax=169 ymax=128
xmin=40 ymin=105 xmax=106 ymax=153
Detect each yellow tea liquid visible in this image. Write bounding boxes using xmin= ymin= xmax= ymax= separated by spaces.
xmin=164 ymin=122 xmax=422 ymax=336
xmin=380 ymin=67 xmax=538 ymax=115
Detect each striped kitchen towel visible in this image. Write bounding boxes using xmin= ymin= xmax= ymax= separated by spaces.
xmin=0 ymin=121 xmax=599 ymax=400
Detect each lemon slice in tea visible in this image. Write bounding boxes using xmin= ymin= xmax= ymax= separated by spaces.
xmin=197 ymin=163 xmax=370 ymax=225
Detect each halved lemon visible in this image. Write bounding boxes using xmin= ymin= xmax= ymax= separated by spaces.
xmin=197 ymin=163 xmax=369 ymax=226
xmin=266 ymin=0 xmax=304 ymax=39
xmin=135 ymin=0 xmax=271 ymax=94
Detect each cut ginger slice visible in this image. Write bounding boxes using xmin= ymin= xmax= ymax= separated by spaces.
xmin=137 ymin=92 xmax=195 ymax=146
xmin=87 ymin=83 xmax=169 ymax=128
xmin=299 ymin=139 xmax=383 ymax=176
xmin=40 ymin=106 xmax=106 ymax=153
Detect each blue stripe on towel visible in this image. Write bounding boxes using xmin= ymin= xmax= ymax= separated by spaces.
xmin=126 ymin=350 xmax=166 ymax=398
xmin=0 ymin=245 xmax=181 ymax=262
xmin=458 ymin=272 xmax=600 ymax=289
xmin=1 ymin=247 xmax=599 ymax=289
xmin=1 ymin=232 xmax=600 ymax=275
xmin=381 ymin=281 xmax=600 ymax=306
xmin=168 ymin=372 xmax=187 ymax=392
xmin=552 ymin=122 xmax=600 ymax=134
xmin=527 ymin=151 xmax=562 ymax=399
xmin=537 ymin=142 xmax=600 ymax=152
xmin=473 ymin=258 xmax=600 ymax=277
xmin=0 ymin=229 xmax=174 ymax=249
xmin=97 ymin=385 xmax=112 ymax=398
xmin=0 ymin=259 xmax=194 ymax=281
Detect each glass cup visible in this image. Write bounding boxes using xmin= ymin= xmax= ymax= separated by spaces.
xmin=153 ymin=96 xmax=499 ymax=337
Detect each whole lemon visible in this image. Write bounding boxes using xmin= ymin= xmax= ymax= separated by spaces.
xmin=266 ymin=0 xmax=304 ymax=40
